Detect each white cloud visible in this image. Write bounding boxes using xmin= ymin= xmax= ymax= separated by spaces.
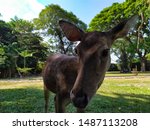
xmin=0 ymin=0 xmax=44 ymax=21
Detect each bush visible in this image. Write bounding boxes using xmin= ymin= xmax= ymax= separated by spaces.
xmin=108 ymin=63 xmax=119 ymax=71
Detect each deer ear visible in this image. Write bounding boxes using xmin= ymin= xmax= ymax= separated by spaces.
xmin=59 ymin=20 xmax=84 ymax=42
xmin=110 ymin=15 xmax=138 ymax=41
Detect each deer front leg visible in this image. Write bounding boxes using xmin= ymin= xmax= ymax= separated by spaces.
xmin=55 ymin=74 xmax=70 ymax=112
xmin=55 ymin=93 xmax=66 ymax=113
xmin=55 ymin=91 xmax=71 ymax=113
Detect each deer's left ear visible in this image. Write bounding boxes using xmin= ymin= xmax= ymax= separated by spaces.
xmin=59 ymin=20 xmax=85 ymax=42
xmin=109 ymin=15 xmax=138 ymax=41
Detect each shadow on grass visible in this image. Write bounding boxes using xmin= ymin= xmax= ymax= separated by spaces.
xmin=0 ymin=88 xmax=47 ymax=113
xmin=0 ymin=88 xmax=150 ymax=113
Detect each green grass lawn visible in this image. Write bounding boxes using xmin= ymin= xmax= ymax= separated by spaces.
xmin=0 ymin=74 xmax=150 ymax=113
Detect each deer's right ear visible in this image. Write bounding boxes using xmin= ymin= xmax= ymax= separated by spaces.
xmin=59 ymin=20 xmax=85 ymax=42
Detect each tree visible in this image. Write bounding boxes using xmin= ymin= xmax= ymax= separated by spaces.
xmin=112 ymin=38 xmax=135 ymax=72
xmin=34 ymin=4 xmax=87 ymax=54
xmin=9 ymin=17 xmax=48 ymax=76
xmin=0 ymin=15 xmax=48 ymax=78
xmin=89 ymin=0 xmax=150 ymax=72
xmin=16 ymin=50 xmax=35 ymax=77
xmin=0 ymin=20 xmax=17 ymax=78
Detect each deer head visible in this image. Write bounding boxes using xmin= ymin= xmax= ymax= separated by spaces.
xmin=58 ymin=15 xmax=138 ymax=109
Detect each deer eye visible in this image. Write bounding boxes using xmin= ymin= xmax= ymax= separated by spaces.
xmin=102 ymin=49 xmax=110 ymax=57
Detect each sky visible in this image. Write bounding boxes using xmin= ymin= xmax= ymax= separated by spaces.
xmin=0 ymin=0 xmax=125 ymax=25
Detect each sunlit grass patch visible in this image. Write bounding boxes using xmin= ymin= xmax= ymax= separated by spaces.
xmin=0 ymin=78 xmax=43 ymax=89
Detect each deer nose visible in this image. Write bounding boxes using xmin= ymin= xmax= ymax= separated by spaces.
xmin=70 ymin=90 xmax=89 ymax=108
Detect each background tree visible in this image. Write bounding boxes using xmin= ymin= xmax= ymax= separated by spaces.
xmin=89 ymin=0 xmax=150 ymax=72
xmin=0 ymin=20 xmax=17 ymax=78
xmin=0 ymin=4 xmax=87 ymax=78
xmin=9 ymin=17 xmax=48 ymax=76
xmin=111 ymin=39 xmax=136 ymax=72
xmin=16 ymin=50 xmax=35 ymax=77
xmin=34 ymin=4 xmax=87 ymax=54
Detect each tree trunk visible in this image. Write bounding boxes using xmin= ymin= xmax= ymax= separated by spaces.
xmin=120 ymin=51 xmax=130 ymax=73
xmin=137 ymin=12 xmax=146 ymax=72
xmin=57 ymin=33 xmax=66 ymax=54
xmin=8 ymin=67 xmax=12 ymax=78
xmin=137 ymin=13 xmax=144 ymax=51
xmin=140 ymin=57 xmax=146 ymax=72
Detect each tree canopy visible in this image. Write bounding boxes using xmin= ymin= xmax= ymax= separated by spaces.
xmin=34 ymin=4 xmax=87 ymax=54
xmin=0 ymin=2 xmax=150 ymax=78
xmin=0 ymin=17 xmax=48 ymax=78
xmin=89 ymin=0 xmax=150 ymax=72
xmin=0 ymin=4 xmax=87 ymax=78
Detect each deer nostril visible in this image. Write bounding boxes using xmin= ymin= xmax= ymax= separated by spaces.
xmin=70 ymin=90 xmax=75 ymax=99
xmin=70 ymin=89 xmax=84 ymax=99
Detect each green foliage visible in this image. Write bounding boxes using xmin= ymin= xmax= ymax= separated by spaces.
xmin=10 ymin=16 xmax=34 ymax=33
xmin=9 ymin=18 xmax=47 ymax=76
xmin=89 ymin=0 xmax=149 ymax=31
xmin=17 ymin=67 xmax=32 ymax=75
xmin=89 ymin=2 xmax=124 ymax=32
xmin=1 ymin=1 xmax=149 ymax=77
xmin=0 ymin=20 xmax=18 ymax=78
xmin=34 ymin=4 xmax=87 ymax=54
xmin=0 ymin=20 xmax=16 ymax=45
xmin=18 ymin=50 xmax=34 ymax=58
xmin=146 ymin=53 xmax=150 ymax=60
xmin=36 ymin=61 xmax=45 ymax=72
xmin=34 ymin=4 xmax=87 ymax=32
xmin=0 ymin=47 xmax=7 ymax=65
xmin=0 ymin=16 xmax=48 ymax=78
xmin=16 ymin=50 xmax=35 ymax=76
xmin=89 ymin=0 xmax=150 ymax=72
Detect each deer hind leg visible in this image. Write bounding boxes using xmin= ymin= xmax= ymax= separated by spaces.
xmin=44 ymin=86 xmax=50 ymax=113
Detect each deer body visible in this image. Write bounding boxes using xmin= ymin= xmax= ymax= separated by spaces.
xmin=43 ymin=15 xmax=138 ymax=112
xmin=43 ymin=54 xmax=78 ymax=94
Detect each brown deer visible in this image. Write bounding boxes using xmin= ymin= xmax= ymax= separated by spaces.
xmin=43 ymin=15 xmax=138 ymax=113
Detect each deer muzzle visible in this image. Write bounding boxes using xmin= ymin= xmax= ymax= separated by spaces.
xmin=70 ymin=89 xmax=89 ymax=108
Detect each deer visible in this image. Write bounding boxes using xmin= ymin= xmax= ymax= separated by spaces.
xmin=43 ymin=15 xmax=138 ymax=113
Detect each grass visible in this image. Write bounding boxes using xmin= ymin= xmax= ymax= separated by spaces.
xmin=0 ymin=73 xmax=150 ymax=113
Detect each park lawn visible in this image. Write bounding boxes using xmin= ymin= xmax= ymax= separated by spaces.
xmin=0 ymin=75 xmax=150 ymax=113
